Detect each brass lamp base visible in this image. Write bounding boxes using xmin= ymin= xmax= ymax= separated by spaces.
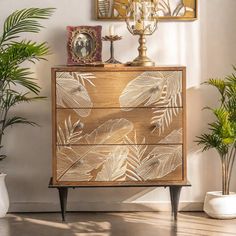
xmin=130 ymin=56 xmax=155 ymax=67
xmin=129 ymin=34 xmax=155 ymax=67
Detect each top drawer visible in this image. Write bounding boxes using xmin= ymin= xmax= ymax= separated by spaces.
xmin=54 ymin=70 xmax=183 ymax=109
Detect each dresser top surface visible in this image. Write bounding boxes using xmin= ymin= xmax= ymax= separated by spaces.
xmin=51 ymin=65 xmax=186 ymax=72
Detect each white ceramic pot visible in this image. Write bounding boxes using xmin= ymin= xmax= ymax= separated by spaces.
xmin=204 ymin=191 xmax=236 ymax=219
xmin=0 ymin=173 xmax=9 ymax=217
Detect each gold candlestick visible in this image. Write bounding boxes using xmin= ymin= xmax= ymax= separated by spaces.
xmin=102 ymin=35 xmax=122 ymax=64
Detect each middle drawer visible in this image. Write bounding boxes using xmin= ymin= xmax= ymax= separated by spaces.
xmin=56 ymin=108 xmax=183 ymax=145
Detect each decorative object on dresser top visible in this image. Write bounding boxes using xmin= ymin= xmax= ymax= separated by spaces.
xmin=50 ymin=66 xmax=190 ymax=221
xmin=196 ymin=66 xmax=236 ymax=219
xmin=67 ymin=26 xmax=102 ymax=65
xmin=102 ymin=34 xmax=122 ymax=64
xmin=0 ymin=7 xmax=54 ymax=218
xmin=125 ymin=0 xmax=158 ymax=66
xmin=96 ymin=0 xmax=197 ymax=21
xmin=102 ymin=22 xmax=122 ymax=64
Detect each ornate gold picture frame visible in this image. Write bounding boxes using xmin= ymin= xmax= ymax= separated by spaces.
xmin=67 ymin=26 xmax=102 ymax=65
xmin=96 ymin=0 xmax=197 ymax=21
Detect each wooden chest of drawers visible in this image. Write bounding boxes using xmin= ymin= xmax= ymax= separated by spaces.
xmin=51 ymin=66 xmax=187 ymax=186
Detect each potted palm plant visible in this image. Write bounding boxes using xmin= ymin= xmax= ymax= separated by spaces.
xmin=196 ymin=66 xmax=236 ymax=219
xmin=0 ymin=8 xmax=54 ymax=217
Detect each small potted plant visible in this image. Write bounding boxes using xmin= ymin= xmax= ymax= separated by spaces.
xmin=196 ymin=66 xmax=236 ymax=219
xmin=0 ymin=8 xmax=54 ymax=217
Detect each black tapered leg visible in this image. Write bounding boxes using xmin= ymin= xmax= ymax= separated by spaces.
xmin=169 ymin=188 xmax=174 ymax=215
xmin=169 ymin=186 xmax=182 ymax=221
xmin=58 ymin=187 xmax=68 ymax=221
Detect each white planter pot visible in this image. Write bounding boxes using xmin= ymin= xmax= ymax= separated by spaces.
xmin=204 ymin=191 xmax=236 ymax=219
xmin=0 ymin=173 xmax=9 ymax=217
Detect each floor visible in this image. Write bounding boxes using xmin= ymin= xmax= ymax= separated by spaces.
xmin=1 ymin=212 xmax=236 ymax=236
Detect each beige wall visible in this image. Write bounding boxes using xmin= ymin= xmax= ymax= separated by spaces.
xmin=0 ymin=0 xmax=236 ymax=212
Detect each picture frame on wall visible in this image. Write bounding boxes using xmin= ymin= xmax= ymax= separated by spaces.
xmin=96 ymin=0 xmax=197 ymax=21
xmin=67 ymin=25 xmax=102 ymax=65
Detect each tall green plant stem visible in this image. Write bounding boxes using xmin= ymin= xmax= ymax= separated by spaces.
xmin=220 ymin=146 xmax=236 ymax=195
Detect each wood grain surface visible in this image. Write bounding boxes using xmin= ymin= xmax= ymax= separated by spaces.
xmin=56 ymin=108 xmax=183 ymax=145
xmin=56 ymin=144 xmax=183 ymax=182
xmin=55 ymin=70 xmax=183 ymax=108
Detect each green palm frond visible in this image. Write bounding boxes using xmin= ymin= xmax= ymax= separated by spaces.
xmin=0 ymin=8 xmax=55 ymax=47
xmin=1 ymin=90 xmax=45 ymax=108
xmin=204 ymin=78 xmax=226 ymax=102
xmin=213 ymin=108 xmax=229 ymax=124
xmin=196 ymin=133 xmax=228 ymax=156
xmin=7 ymin=67 xmax=41 ymax=94
xmin=197 ymin=66 xmax=236 ymax=154
xmin=225 ymin=83 xmax=236 ymax=100
xmin=0 ymin=8 xmax=54 ymax=160
xmin=0 ymin=41 xmax=50 ymax=66
xmin=3 ymin=116 xmax=37 ymax=130
xmin=225 ymin=69 xmax=236 ymax=84
xmin=0 ymin=41 xmax=50 ymax=94
xmin=226 ymin=97 xmax=236 ymax=120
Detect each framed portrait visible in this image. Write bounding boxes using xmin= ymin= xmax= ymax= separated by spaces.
xmin=96 ymin=0 xmax=197 ymax=21
xmin=67 ymin=26 xmax=102 ymax=65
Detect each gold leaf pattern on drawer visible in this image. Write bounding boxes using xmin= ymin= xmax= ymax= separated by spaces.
xmin=96 ymin=146 xmax=128 ymax=181
xmin=56 ymin=117 xmax=183 ymax=182
xmin=151 ymin=106 xmax=180 ymax=135
xmin=119 ymin=71 xmax=182 ymax=110
xmin=54 ymin=68 xmax=185 ymax=184
xmin=57 ymin=144 xmax=182 ymax=182
xmin=57 ymin=116 xmax=83 ymax=147
xmin=82 ymin=118 xmax=134 ymax=145
xmin=124 ymin=132 xmax=148 ymax=181
xmin=57 ymin=118 xmax=133 ymax=181
xmin=124 ymin=131 xmax=182 ymax=181
xmin=136 ymin=145 xmax=182 ymax=180
xmin=119 ymin=71 xmax=182 ymax=135
xmin=56 ymin=72 xmax=95 ymax=117
xmin=56 ymin=108 xmax=183 ymax=145
xmin=158 ymin=129 xmax=183 ymax=144
xmin=57 ymin=145 xmax=109 ymax=181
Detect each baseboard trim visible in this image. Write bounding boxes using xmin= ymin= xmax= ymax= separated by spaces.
xmin=9 ymin=201 xmax=203 ymax=213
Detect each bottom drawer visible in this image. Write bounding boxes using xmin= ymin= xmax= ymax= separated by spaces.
xmin=56 ymin=144 xmax=183 ymax=183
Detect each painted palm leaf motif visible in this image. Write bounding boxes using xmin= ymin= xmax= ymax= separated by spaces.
xmin=56 ymin=72 xmax=95 ymax=117
xmin=119 ymin=72 xmax=167 ymax=110
xmin=72 ymin=72 xmax=96 ymax=87
xmin=98 ymin=0 xmax=111 ymax=17
xmin=96 ymin=146 xmax=128 ymax=181
xmin=57 ymin=116 xmax=83 ymax=149
xmin=119 ymin=71 xmax=182 ymax=135
xmin=57 ymin=146 xmax=109 ymax=181
xmin=136 ymin=145 xmax=182 ymax=180
xmin=57 ymin=118 xmax=134 ymax=181
xmin=124 ymin=130 xmax=182 ymax=181
xmin=151 ymin=71 xmax=182 ymax=134
xmin=158 ymin=128 xmax=183 ymax=144
xmin=124 ymin=132 xmax=147 ymax=181
xmin=82 ymin=118 xmax=134 ymax=145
